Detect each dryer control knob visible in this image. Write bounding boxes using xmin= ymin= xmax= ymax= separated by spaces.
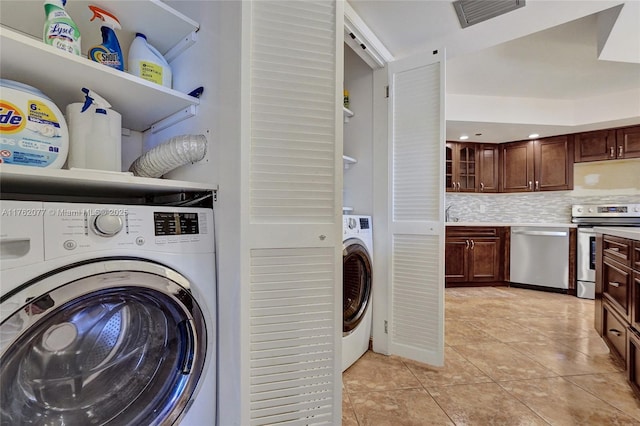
xmin=92 ymin=214 xmax=123 ymax=237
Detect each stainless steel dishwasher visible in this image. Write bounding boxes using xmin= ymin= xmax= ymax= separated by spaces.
xmin=510 ymin=226 xmax=569 ymax=291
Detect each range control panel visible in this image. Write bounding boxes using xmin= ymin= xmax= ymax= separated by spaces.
xmin=572 ymin=204 xmax=640 ymax=218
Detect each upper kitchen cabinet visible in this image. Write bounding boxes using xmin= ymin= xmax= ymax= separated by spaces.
xmin=500 ymin=136 xmax=573 ymax=192
xmin=477 ymin=144 xmax=499 ymax=193
xmin=0 ymin=1 xmax=200 ymax=131
xmin=446 ymin=142 xmax=477 ymax=192
xmin=617 ymin=125 xmax=640 ymax=160
xmin=575 ymin=125 xmax=640 ymax=162
xmin=446 ymin=142 xmax=499 ymax=193
xmin=574 ymin=129 xmax=617 ymax=162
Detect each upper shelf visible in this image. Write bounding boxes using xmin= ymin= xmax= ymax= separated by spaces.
xmin=0 ymin=27 xmax=199 ymax=132
xmin=0 ymin=0 xmax=198 ymax=56
xmin=0 ymin=0 xmax=200 ymax=132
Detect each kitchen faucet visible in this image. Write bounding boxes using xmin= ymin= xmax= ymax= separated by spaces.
xmin=445 ymin=204 xmax=452 ymax=222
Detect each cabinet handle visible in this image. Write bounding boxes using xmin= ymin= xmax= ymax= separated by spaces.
xmin=470 ymin=240 xmax=475 ymax=249
xmin=535 ymin=181 xmax=539 ymax=191
xmin=608 ymin=247 xmax=620 ymax=252
xmin=609 ymin=281 xmax=620 ymax=288
xmin=452 ymin=182 xmax=456 ymax=190
xmin=465 ymin=240 xmax=470 ymax=249
xmin=528 ymin=181 xmax=532 ymax=191
xmin=480 ymin=182 xmax=484 ymax=192
xmin=619 ymin=145 xmax=624 ymax=157
xmin=457 ymin=182 xmax=461 ymax=191
xmin=608 ymin=328 xmax=622 ymax=337
xmin=610 ymin=146 xmax=615 ymax=158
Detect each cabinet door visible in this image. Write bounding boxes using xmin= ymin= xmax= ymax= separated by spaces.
xmin=534 ymin=135 xmax=573 ymax=191
xmin=574 ymin=129 xmax=616 ymax=162
xmin=617 ymin=125 xmax=640 ymax=160
xmin=500 ymin=141 xmax=534 ymax=192
xmin=445 ymin=238 xmax=468 ymax=282
xmin=468 ymin=238 xmax=500 ymax=281
xmin=478 ymin=144 xmax=499 ymax=193
xmin=457 ymin=144 xmax=477 ymax=192
xmin=445 ymin=142 xmax=457 ymax=192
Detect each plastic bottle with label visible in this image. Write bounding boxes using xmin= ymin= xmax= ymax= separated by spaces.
xmin=128 ymin=33 xmax=172 ymax=88
xmin=66 ymin=88 xmax=122 ymax=172
xmin=87 ymin=5 xmax=124 ymax=71
xmin=43 ymin=0 xmax=81 ymax=55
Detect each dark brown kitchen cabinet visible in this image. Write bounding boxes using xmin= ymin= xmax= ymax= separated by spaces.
xmin=446 ymin=142 xmax=499 ymax=193
xmin=477 ymin=144 xmax=500 ymax=193
xmin=445 ymin=227 xmax=507 ymax=286
xmin=575 ymin=125 xmax=640 ymax=162
xmin=617 ymin=126 xmax=640 ymax=160
xmin=446 ymin=142 xmax=477 ymax=192
xmin=596 ymin=233 xmax=640 ymax=396
xmin=574 ymin=129 xmax=617 ymax=162
xmin=500 ymin=136 xmax=573 ymax=192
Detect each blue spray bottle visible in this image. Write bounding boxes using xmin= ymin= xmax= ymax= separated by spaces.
xmin=87 ymin=5 xmax=124 ymax=71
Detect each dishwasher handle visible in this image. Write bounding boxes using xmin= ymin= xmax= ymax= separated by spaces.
xmin=512 ymin=230 xmax=568 ymax=237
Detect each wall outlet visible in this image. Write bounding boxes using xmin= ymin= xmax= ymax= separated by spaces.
xmin=479 ymin=204 xmax=486 ymax=213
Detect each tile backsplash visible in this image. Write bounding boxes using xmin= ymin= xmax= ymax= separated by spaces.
xmin=445 ymin=192 xmax=637 ymax=223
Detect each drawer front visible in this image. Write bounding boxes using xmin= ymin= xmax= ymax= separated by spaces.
xmin=603 ymin=257 xmax=631 ymax=316
xmin=446 ymin=227 xmax=500 ymax=238
xmin=634 ymin=241 xmax=640 ymax=271
xmin=603 ymin=235 xmax=632 ymax=266
xmin=603 ymin=303 xmax=627 ymax=362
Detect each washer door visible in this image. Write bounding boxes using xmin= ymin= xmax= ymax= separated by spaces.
xmin=343 ymin=239 xmax=372 ymax=335
xmin=0 ymin=260 xmax=207 ymax=426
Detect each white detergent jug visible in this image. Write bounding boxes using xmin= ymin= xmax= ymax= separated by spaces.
xmin=128 ymin=33 xmax=172 ymax=88
xmin=66 ymin=88 xmax=121 ymax=172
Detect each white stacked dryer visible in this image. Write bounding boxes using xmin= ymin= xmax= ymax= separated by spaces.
xmin=342 ymin=215 xmax=373 ymax=371
xmin=0 ymin=200 xmax=216 ymax=425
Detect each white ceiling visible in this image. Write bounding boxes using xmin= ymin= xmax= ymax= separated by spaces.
xmin=348 ymin=0 xmax=640 ymax=143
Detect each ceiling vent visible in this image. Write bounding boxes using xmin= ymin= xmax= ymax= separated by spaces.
xmin=453 ymin=0 xmax=526 ymax=28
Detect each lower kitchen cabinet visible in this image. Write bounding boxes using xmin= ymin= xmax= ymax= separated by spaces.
xmin=445 ymin=227 xmax=507 ymax=287
xmin=596 ymin=232 xmax=640 ymax=396
xmin=627 ymin=328 xmax=640 ymax=395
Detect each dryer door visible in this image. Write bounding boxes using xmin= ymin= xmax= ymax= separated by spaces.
xmin=343 ymin=239 xmax=372 ymax=334
xmin=0 ymin=260 xmax=207 ymax=426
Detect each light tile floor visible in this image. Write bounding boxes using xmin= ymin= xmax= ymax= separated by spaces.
xmin=342 ymin=287 xmax=640 ymax=425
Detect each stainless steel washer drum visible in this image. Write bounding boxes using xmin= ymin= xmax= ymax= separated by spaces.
xmin=0 ymin=260 xmax=207 ymax=426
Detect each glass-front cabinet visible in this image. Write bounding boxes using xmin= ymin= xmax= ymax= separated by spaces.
xmin=446 ymin=142 xmax=477 ymax=192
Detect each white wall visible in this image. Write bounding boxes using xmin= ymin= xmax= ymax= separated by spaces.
xmin=343 ymin=45 xmax=374 ymax=215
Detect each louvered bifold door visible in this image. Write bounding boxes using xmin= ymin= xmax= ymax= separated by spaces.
xmin=386 ymin=51 xmax=445 ymax=366
xmin=243 ymin=1 xmax=342 ymax=425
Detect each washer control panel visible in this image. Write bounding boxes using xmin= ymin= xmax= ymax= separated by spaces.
xmin=40 ymin=202 xmax=214 ymax=259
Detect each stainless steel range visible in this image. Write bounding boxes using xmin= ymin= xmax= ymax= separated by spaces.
xmin=571 ymin=203 xmax=640 ymax=299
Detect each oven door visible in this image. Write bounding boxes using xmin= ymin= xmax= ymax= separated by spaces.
xmin=577 ymin=227 xmax=596 ymax=298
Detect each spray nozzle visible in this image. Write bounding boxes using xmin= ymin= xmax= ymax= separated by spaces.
xmin=88 ymin=5 xmax=121 ymax=30
xmin=80 ymin=88 xmax=112 ymax=113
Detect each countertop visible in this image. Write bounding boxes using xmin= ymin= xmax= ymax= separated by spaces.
xmin=446 ymin=222 xmax=577 ymax=228
xmin=594 ymin=226 xmax=640 ymax=241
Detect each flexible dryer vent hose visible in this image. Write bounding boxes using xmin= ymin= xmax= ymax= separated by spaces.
xmin=129 ymin=134 xmax=207 ymax=178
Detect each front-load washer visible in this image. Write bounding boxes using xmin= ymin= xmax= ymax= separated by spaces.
xmin=0 ymin=200 xmax=216 ymax=425
xmin=342 ymin=215 xmax=373 ymax=371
